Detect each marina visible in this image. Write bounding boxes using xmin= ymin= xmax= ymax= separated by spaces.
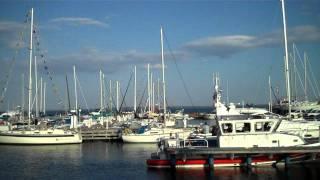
xmin=0 ymin=0 xmax=320 ymax=179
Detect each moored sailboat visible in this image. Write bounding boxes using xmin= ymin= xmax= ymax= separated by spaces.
xmin=0 ymin=8 xmax=82 ymax=145
xmin=122 ymin=27 xmax=191 ymax=143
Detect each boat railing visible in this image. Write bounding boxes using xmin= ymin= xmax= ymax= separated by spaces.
xmin=183 ymin=139 xmax=209 ymax=148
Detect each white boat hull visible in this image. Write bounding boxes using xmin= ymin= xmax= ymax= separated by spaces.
xmin=0 ymin=130 xmax=82 ymax=145
xmin=122 ymin=129 xmax=191 ymax=143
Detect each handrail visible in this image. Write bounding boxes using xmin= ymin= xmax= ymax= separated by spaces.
xmin=183 ymin=139 xmax=209 ymax=148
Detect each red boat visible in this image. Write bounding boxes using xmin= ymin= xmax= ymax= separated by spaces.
xmin=146 ymin=138 xmax=320 ymax=168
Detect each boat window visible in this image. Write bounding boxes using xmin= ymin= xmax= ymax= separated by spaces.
xmin=263 ymin=122 xmax=273 ymax=131
xmin=255 ymin=122 xmax=263 ymax=132
xmin=255 ymin=121 xmax=273 ymax=132
xmin=235 ymin=122 xmax=251 ymax=133
xmin=222 ymin=123 xmax=233 ymax=133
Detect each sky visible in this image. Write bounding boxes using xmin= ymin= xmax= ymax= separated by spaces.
xmin=0 ymin=0 xmax=320 ymax=111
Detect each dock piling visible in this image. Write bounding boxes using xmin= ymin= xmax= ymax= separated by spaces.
xmin=284 ymin=155 xmax=290 ymax=169
xmin=246 ymin=155 xmax=252 ymax=168
xmin=208 ymin=155 xmax=214 ymax=169
xmin=170 ymin=154 xmax=176 ymax=169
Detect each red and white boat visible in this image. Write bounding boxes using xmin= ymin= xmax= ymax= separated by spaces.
xmin=147 ymin=151 xmax=317 ymax=168
xmin=147 ymin=117 xmax=320 ymax=168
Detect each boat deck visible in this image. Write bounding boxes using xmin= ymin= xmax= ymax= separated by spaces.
xmin=167 ymin=145 xmax=320 ymax=155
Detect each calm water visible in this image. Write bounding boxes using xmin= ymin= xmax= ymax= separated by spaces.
xmin=0 ymin=141 xmax=320 ymax=180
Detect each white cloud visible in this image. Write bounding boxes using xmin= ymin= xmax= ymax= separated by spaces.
xmin=42 ymin=48 xmax=161 ymax=74
xmin=0 ymin=20 xmax=27 ymax=49
xmin=0 ymin=21 xmax=24 ymax=32
xmin=50 ymin=17 xmax=109 ymax=28
xmin=182 ymin=25 xmax=320 ymax=58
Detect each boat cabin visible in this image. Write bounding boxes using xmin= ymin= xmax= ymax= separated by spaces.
xmin=218 ymin=118 xmax=278 ymax=135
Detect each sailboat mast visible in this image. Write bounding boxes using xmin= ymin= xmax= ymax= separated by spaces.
xmin=35 ymin=56 xmax=39 ymax=118
xmin=28 ymin=8 xmax=34 ymax=128
xmin=109 ymin=80 xmax=113 ymax=112
xmin=160 ymin=26 xmax=166 ymax=122
xmin=151 ymin=73 xmax=153 ymax=113
xmin=269 ymin=75 xmax=272 ymax=112
xmin=65 ymin=75 xmax=71 ymax=112
xmin=100 ymin=70 xmax=103 ymax=111
xmin=304 ymin=52 xmax=307 ymax=101
xmin=134 ymin=66 xmax=137 ymax=112
xmin=103 ymin=73 xmax=106 ymax=112
xmin=157 ymin=78 xmax=160 ymax=112
xmin=21 ymin=73 xmax=25 ymax=121
xmin=280 ymin=0 xmax=291 ymax=117
xmin=73 ymin=65 xmax=78 ymax=111
xmin=147 ymin=64 xmax=150 ymax=113
xmin=40 ymin=77 xmax=43 ymax=113
xmin=43 ymin=82 xmax=46 ymax=115
xmin=116 ymin=81 xmax=119 ymax=112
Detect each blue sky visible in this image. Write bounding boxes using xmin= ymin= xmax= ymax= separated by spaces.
xmin=0 ymin=0 xmax=320 ymax=111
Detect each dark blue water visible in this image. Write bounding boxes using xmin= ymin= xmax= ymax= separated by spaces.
xmin=0 ymin=142 xmax=320 ymax=180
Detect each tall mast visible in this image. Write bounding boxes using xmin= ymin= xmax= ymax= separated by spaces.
xmin=109 ymin=80 xmax=113 ymax=112
xmin=151 ymin=72 xmax=153 ymax=113
xmin=21 ymin=73 xmax=25 ymax=121
xmin=269 ymin=75 xmax=272 ymax=112
xmin=99 ymin=69 xmax=103 ymax=111
xmin=40 ymin=77 xmax=43 ymax=113
xmin=103 ymin=73 xmax=106 ymax=112
xmin=226 ymin=80 xmax=229 ymax=105
xmin=65 ymin=75 xmax=71 ymax=112
xmin=147 ymin=64 xmax=150 ymax=113
xmin=116 ymin=81 xmax=119 ymax=112
xmin=160 ymin=26 xmax=166 ymax=122
xmin=28 ymin=8 xmax=34 ymax=128
xmin=35 ymin=56 xmax=39 ymax=118
xmin=304 ymin=52 xmax=307 ymax=101
xmin=134 ymin=66 xmax=137 ymax=112
xmin=157 ymin=78 xmax=160 ymax=111
xmin=293 ymin=44 xmax=297 ymax=100
xmin=43 ymin=82 xmax=46 ymax=115
xmin=152 ymin=82 xmax=155 ymax=113
xmin=280 ymin=0 xmax=291 ymax=118
xmin=73 ymin=65 xmax=78 ymax=111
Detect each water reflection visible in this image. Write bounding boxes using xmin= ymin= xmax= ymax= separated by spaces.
xmin=0 ymin=142 xmax=320 ymax=180
xmin=146 ymin=163 xmax=320 ymax=180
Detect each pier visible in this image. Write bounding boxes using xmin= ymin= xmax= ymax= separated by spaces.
xmin=167 ymin=146 xmax=320 ymax=155
xmin=81 ymin=128 xmax=122 ymax=141
xmin=156 ymin=145 xmax=320 ymax=169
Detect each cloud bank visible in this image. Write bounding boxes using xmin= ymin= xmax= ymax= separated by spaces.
xmin=50 ymin=17 xmax=109 ymax=28
xmin=182 ymin=25 xmax=320 ymax=58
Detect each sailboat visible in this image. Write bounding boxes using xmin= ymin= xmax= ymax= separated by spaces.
xmin=0 ymin=8 xmax=82 ymax=145
xmin=122 ymin=27 xmax=192 ymax=143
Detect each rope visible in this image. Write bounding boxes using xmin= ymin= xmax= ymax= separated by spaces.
xmin=76 ymin=74 xmax=89 ymax=111
xmin=162 ymin=30 xmax=197 ymax=111
xmin=119 ymin=71 xmax=134 ymax=113
xmin=33 ymin=24 xmax=65 ymax=110
xmin=0 ymin=13 xmax=29 ymax=107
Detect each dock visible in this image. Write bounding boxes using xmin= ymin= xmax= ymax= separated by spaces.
xmin=163 ymin=145 xmax=320 ymax=168
xmin=81 ymin=128 xmax=122 ymax=141
xmin=167 ymin=146 xmax=320 ymax=155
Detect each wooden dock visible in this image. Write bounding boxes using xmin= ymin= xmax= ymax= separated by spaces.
xmin=81 ymin=128 xmax=122 ymax=141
